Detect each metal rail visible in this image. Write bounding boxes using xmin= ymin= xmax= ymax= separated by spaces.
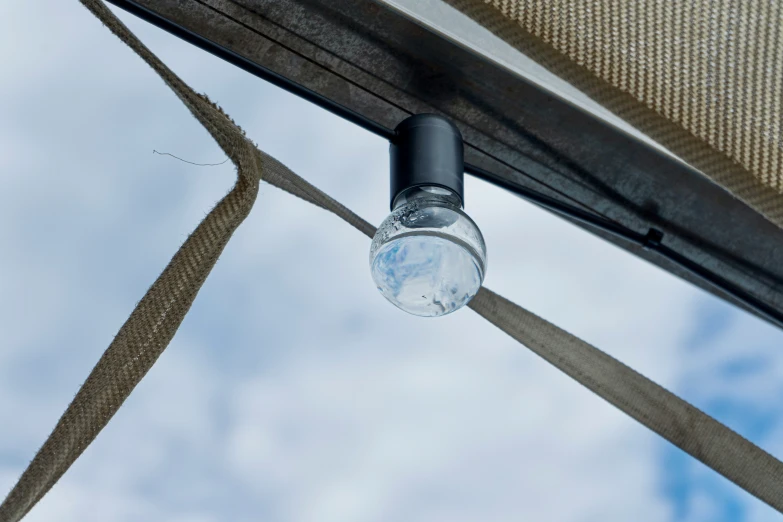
xmin=105 ymin=0 xmax=783 ymax=331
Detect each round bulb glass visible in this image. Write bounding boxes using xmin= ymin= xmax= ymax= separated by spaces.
xmin=370 ymin=187 xmax=487 ymax=317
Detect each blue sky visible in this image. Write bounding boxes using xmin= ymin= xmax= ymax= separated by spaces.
xmin=1 ymin=2 xmax=782 ymax=521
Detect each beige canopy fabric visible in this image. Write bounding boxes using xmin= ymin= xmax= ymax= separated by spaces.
xmin=447 ymin=0 xmax=783 ymax=228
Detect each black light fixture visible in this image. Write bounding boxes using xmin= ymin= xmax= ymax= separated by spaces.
xmin=369 ymin=114 xmax=487 ymax=317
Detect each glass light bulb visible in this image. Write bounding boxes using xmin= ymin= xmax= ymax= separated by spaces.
xmin=370 ymin=187 xmax=487 ymax=317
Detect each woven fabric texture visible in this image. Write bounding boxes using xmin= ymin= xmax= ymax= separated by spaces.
xmin=447 ymin=0 xmax=783 ymax=228
xmin=0 ymin=0 xmax=265 ymax=519
xmin=1 ymin=1 xmax=782 ymax=520
xmin=469 ymin=287 xmax=783 ymax=512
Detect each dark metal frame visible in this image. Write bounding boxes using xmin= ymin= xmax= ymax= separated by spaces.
xmin=106 ymin=0 xmax=783 ymax=330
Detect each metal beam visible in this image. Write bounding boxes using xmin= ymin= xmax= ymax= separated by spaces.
xmin=107 ymin=0 xmax=783 ymax=327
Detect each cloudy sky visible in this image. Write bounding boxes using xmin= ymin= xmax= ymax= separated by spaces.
xmin=1 ymin=2 xmax=782 ymax=521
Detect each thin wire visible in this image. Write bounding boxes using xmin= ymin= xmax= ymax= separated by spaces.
xmin=153 ymin=149 xmax=230 ymax=166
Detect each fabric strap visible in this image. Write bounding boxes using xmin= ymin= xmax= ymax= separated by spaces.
xmin=469 ymin=288 xmax=783 ymax=510
xmin=1 ymin=2 xmax=782 ymax=520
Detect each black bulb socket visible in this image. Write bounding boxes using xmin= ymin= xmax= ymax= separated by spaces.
xmin=389 ymin=114 xmax=464 ymax=210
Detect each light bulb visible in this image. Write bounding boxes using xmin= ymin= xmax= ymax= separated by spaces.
xmin=370 ymin=114 xmax=487 ymax=317
xmin=370 ymin=186 xmax=486 ymax=317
